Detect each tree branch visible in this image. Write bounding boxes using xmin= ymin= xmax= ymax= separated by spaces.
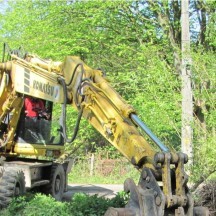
xmin=191 ymin=169 xmax=216 ymax=192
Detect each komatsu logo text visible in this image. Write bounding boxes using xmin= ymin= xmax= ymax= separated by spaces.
xmin=33 ymin=80 xmax=54 ymax=96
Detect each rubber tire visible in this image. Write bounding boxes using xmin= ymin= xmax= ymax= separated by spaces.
xmin=0 ymin=168 xmax=26 ymax=208
xmin=44 ymin=164 xmax=65 ymax=201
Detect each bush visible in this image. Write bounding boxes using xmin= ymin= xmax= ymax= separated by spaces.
xmin=1 ymin=194 xmax=70 ymax=216
xmin=0 ymin=192 xmax=128 ymax=216
xmin=69 ymin=192 xmax=128 ymax=216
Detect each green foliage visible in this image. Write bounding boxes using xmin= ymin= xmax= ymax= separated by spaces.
xmin=2 ymin=196 xmax=28 ymax=216
xmin=69 ymin=192 xmax=127 ymax=216
xmin=95 ymin=146 xmax=122 ymax=159
xmin=0 ymin=0 xmax=215 ymax=187
xmin=190 ymin=49 xmax=216 ymax=182
xmin=0 ymin=192 xmax=128 ymax=216
xmin=0 ymin=193 xmax=69 ymax=216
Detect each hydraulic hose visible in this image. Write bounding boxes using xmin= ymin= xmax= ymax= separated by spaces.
xmin=65 ymin=63 xmax=85 ymax=109
xmin=65 ymin=63 xmax=84 ymax=86
xmin=58 ymin=77 xmax=83 ymax=144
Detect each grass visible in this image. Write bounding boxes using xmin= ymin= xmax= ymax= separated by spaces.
xmin=68 ymin=157 xmax=140 ymax=184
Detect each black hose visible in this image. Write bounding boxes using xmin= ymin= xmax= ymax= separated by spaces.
xmin=65 ymin=63 xmax=84 ymax=86
xmin=58 ymin=77 xmax=83 ymax=144
xmin=64 ymin=63 xmax=85 ymax=109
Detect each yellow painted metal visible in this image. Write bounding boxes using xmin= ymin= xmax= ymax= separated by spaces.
xmin=13 ymin=143 xmax=64 ymax=158
xmin=5 ymin=97 xmax=23 ymax=150
xmin=0 ymin=65 xmax=24 ymax=150
xmin=1 ymin=54 xmax=157 ymax=169
xmin=10 ymin=56 xmax=64 ymax=103
xmin=0 ymin=55 xmax=65 ymax=155
xmin=60 ymin=56 xmax=156 ymax=169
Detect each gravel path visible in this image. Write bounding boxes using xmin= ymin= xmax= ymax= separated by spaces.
xmin=63 ymin=184 xmax=124 ymax=201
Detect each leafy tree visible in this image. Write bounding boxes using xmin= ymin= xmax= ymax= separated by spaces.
xmin=0 ymin=0 xmax=215 ymax=187
xmin=143 ymin=0 xmax=216 ymax=183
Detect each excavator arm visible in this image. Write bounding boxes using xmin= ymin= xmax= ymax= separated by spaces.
xmin=57 ymin=56 xmax=208 ymax=216
xmin=0 ymin=53 xmax=208 ymax=215
xmin=59 ymin=56 xmax=157 ymax=168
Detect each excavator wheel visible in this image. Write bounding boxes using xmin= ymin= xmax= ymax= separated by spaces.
xmin=0 ymin=168 xmax=26 ymax=208
xmin=43 ymin=164 xmax=65 ymax=201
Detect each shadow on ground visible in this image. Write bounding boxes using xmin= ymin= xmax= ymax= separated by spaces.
xmin=63 ymin=184 xmax=123 ymax=201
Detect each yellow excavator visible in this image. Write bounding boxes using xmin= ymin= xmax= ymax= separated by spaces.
xmin=0 ymin=44 xmax=209 ymax=215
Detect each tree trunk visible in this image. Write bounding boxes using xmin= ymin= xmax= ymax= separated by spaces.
xmin=181 ymin=0 xmax=193 ymax=164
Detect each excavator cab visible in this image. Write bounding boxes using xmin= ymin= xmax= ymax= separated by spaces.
xmin=16 ymin=98 xmax=64 ymax=146
xmin=0 ymin=93 xmax=65 ymax=158
xmin=0 ymin=45 xmax=66 ymax=158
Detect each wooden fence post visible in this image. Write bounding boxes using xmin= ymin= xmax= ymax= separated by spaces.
xmin=90 ymin=153 xmax=94 ymax=176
